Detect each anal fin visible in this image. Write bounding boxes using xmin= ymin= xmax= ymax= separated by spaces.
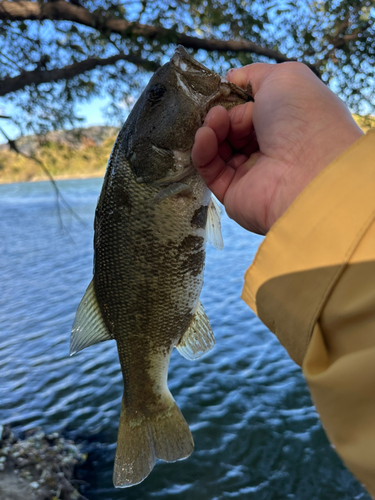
xmin=176 ymin=301 xmax=215 ymax=360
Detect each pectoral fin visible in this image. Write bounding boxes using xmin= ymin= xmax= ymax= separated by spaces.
xmin=153 ymin=183 xmax=191 ymax=204
xmin=70 ymin=279 xmax=113 ymax=355
xmin=206 ymin=197 xmax=223 ymax=250
xmin=176 ymin=301 xmax=215 ymax=360
xmin=152 ymin=163 xmax=195 ymax=186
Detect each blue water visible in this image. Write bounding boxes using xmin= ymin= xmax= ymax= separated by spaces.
xmin=0 ymin=179 xmax=370 ymax=500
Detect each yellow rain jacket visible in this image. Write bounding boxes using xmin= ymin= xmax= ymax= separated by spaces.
xmin=241 ymin=130 xmax=375 ymax=496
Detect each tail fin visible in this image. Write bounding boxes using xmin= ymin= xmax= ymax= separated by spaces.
xmin=113 ymin=395 xmax=194 ymax=488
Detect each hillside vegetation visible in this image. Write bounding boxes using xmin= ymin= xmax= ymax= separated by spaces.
xmin=0 ymin=126 xmax=118 ymax=184
xmin=0 ymin=118 xmax=373 ymax=185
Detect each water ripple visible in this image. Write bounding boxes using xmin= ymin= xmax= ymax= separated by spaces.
xmin=0 ymin=180 xmax=370 ymax=500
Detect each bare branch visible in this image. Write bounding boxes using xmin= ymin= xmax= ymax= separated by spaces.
xmin=336 ymin=24 xmax=371 ymax=46
xmin=0 ymin=0 xmax=313 ymax=67
xmin=0 ymin=52 xmax=160 ymax=96
xmin=0 ymin=50 xmax=23 ymax=70
xmin=331 ymin=12 xmax=350 ymax=40
xmin=326 ymin=5 xmax=372 ymax=51
xmin=0 ymin=126 xmax=88 ymax=229
xmin=326 ymin=20 xmax=371 ymax=61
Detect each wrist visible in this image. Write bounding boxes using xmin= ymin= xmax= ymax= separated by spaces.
xmin=267 ymin=125 xmax=364 ymax=231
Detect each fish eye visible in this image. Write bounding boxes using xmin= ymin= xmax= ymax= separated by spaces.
xmin=148 ymin=84 xmax=167 ymax=103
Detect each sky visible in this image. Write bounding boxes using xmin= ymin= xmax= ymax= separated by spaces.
xmin=76 ymin=96 xmax=115 ymax=129
xmin=0 ymin=95 xmax=114 ymax=143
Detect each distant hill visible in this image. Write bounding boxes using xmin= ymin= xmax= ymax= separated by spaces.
xmin=0 ymin=117 xmax=373 ymax=184
xmin=0 ymin=126 xmax=119 ymax=184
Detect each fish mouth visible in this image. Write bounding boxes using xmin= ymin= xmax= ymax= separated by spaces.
xmin=172 ymin=45 xmax=252 ymax=103
xmin=171 ymin=45 xmax=209 ymax=74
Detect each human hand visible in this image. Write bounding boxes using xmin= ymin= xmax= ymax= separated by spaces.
xmin=192 ymin=62 xmax=363 ymax=235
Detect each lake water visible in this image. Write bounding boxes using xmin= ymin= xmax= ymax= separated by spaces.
xmin=0 ymin=179 xmax=370 ymax=500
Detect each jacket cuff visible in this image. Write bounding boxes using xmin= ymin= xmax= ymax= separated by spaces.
xmin=241 ymin=130 xmax=375 ymax=365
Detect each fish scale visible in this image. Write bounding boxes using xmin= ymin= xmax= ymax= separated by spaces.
xmin=70 ymin=45 xmax=252 ymax=488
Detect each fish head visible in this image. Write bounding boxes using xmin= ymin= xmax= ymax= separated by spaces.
xmin=121 ymin=46 xmax=251 ymax=185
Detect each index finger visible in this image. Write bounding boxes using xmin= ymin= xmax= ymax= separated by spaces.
xmin=227 ymin=101 xmax=255 ymax=150
xmin=192 ymin=127 xmax=235 ymax=203
xmin=226 ymin=63 xmax=276 ymax=96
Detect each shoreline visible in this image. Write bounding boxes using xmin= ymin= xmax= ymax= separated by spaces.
xmin=0 ymin=171 xmax=105 ymax=186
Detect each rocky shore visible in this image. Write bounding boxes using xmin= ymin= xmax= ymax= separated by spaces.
xmin=0 ymin=425 xmax=87 ymax=500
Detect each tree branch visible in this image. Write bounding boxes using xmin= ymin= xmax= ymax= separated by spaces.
xmin=333 ymin=24 xmax=371 ymax=48
xmin=326 ymin=6 xmax=372 ymax=51
xmin=0 ymin=0 xmax=310 ymax=66
xmin=326 ymin=21 xmax=371 ymax=61
xmin=0 ymin=126 xmax=88 ymax=231
xmin=0 ymin=52 xmax=160 ymax=96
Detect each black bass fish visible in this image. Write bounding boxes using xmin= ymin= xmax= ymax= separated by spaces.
xmin=71 ymin=46 xmax=251 ymax=488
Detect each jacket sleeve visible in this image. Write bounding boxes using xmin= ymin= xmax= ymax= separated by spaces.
xmin=241 ymin=130 xmax=375 ymax=496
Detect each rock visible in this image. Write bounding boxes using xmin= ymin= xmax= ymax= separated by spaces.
xmin=0 ymin=425 xmax=88 ymax=500
xmin=0 ymin=472 xmax=43 ymax=500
